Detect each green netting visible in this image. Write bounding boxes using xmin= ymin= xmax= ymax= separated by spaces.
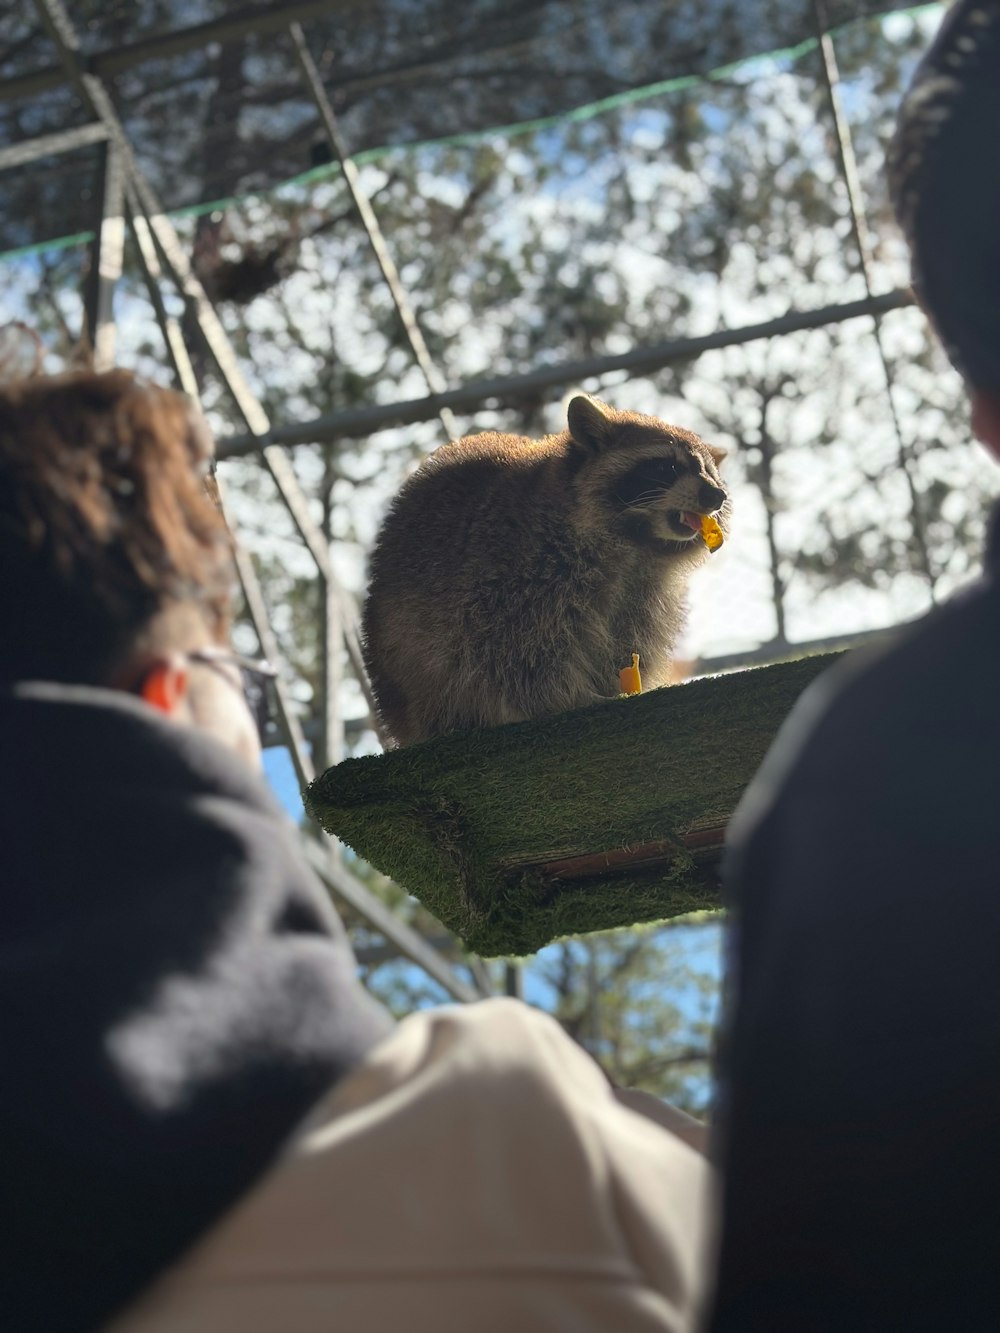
xmin=0 ymin=0 xmax=938 ymax=259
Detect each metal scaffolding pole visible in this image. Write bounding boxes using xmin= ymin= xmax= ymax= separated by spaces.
xmin=124 ymin=184 xmax=320 ymax=790
xmin=84 ymin=139 xmax=125 ymax=371
xmin=125 ymin=191 xmax=386 ymax=738
xmin=301 ymin=840 xmax=480 ymax=1004
xmin=124 ymin=191 xmax=200 ymax=400
xmin=0 ymin=0 xmax=349 ymax=103
xmin=288 ymin=20 xmax=459 ymax=442
xmin=318 ymin=459 xmax=345 ymax=774
xmin=215 ymin=286 xmax=916 ymax=458
xmin=813 ymin=0 xmax=936 ymax=600
xmin=0 ymin=122 xmax=108 ymax=171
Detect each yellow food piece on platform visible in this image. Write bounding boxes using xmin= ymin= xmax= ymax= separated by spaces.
xmin=619 ymin=653 xmax=642 ymax=696
xmin=701 ymin=514 xmax=724 ymax=552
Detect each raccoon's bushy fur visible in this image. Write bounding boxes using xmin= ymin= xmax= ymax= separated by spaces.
xmin=362 ymin=395 xmax=730 ymax=747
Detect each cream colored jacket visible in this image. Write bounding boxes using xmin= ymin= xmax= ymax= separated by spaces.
xmin=111 ymin=998 xmax=711 ymax=1333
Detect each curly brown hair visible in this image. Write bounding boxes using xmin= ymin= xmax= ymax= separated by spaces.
xmin=0 ymin=369 xmax=233 ymax=684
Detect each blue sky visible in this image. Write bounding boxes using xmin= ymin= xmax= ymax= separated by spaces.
xmin=262 ymin=743 xmax=307 ymax=820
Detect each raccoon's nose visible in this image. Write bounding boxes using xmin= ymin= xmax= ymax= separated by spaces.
xmin=699 ymin=481 xmax=727 ymax=513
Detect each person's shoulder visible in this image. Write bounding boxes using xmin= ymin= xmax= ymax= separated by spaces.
xmin=835 ymin=574 xmax=999 ymax=711
xmin=730 ymin=575 xmax=1000 ymax=844
xmin=811 ymin=574 xmax=1000 ymax=770
xmin=323 ymin=996 xmax=704 ymax=1157
xmin=111 ymin=999 xmax=711 ymax=1333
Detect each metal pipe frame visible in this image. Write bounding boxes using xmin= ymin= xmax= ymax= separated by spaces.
xmin=84 ymin=139 xmax=125 ymax=370
xmin=0 ymin=0 xmax=355 ymax=103
xmin=118 ymin=187 xmax=385 ymax=738
xmin=0 ymin=121 xmax=108 ymax=171
xmin=812 ymin=0 xmax=936 ymax=600
xmin=301 ymin=838 xmax=480 ymax=1004
xmin=215 ymin=286 xmax=915 ymax=457
xmin=288 ymin=20 xmax=459 ymax=442
xmin=125 ymin=180 xmax=325 ymax=793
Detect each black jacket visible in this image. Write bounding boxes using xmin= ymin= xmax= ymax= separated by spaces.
xmin=0 ymin=683 xmax=392 ymax=1332
xmin=710 ymin=510 xmax=1000 ymax=1330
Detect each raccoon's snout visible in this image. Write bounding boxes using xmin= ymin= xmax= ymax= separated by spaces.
xmin=700 ymin=481 xmax=727 ymax=514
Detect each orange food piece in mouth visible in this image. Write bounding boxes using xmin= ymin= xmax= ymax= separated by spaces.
xmin=701 ymin=514 xmax=724 ymax=552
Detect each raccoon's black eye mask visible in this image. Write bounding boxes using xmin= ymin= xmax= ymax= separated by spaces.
xmin=613 ymin=457 xmax=684 ymax=507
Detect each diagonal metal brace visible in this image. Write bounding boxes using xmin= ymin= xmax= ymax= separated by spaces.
xmin=288 ymin=20 xmax=459 ymax=442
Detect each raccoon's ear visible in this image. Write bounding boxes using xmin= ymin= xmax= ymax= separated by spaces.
xmin=708 ymin=444 xmax=728 ymax=467
xmin=566 ymin=395 xmax=613 ymax=452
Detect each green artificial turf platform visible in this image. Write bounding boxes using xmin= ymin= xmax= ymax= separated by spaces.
xmin=306 ymin=652 xmax=843 ymax=957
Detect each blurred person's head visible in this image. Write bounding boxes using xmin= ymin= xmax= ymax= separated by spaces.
xmin=888 ymin=0 xmax=1000 ymax=459
xmin=0 ymin=367 xmax=261 ymax=765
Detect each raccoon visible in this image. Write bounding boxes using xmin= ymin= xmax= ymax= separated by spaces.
xmin=362 ymin=394 xmax=730 ymax=747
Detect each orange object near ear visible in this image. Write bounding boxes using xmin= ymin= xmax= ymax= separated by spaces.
xmin=619 ymin=653 xmax=642 ymax=696
xmin=139 ymin=661 xmax=189 ymax=715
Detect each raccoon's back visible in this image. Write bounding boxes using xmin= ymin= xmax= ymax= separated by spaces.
xmin=362 ymin=436 xmax=567 ymax=743
xmin=368 ymin=435 xmax=564 ymax=609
